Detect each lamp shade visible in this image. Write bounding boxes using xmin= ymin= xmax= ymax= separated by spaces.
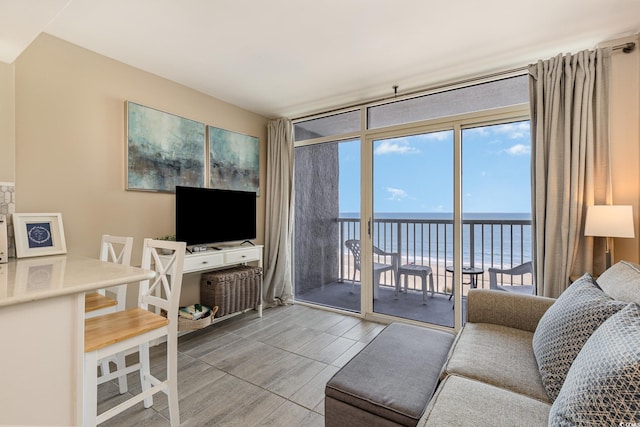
xmin=584 ymin=205 xmax=635 ymax=238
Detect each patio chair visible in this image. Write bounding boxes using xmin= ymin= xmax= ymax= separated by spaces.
xmin=488 ymin=261 xmax=534 ymax=294
xmin=344 ymin=239 xmax=399 ymax=299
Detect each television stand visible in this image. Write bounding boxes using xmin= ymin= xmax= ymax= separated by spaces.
xmin=240 ymin=240 xmax=255 ymax=246
xmin=159 ymin=244 xmax=264 ymax=320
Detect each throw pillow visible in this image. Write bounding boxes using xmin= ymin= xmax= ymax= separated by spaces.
xmin=549 ymin=303 xmax=640 ymax=425
xmin=532 ymin=273 xmax=627 ymax=401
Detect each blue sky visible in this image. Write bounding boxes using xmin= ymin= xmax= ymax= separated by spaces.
xmin=339 ymin=121 xmax=531 ymax=214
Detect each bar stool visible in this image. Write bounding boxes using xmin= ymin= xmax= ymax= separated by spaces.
xmin=85 ymin=235 xmax=134 ymax=317
xmin=397 ymin=264 xmax=434 ymax=304
xmin=85 ymin=235 xmax=134 ymax=394
xmin=84 ymin=238 xmax=186 ymax=426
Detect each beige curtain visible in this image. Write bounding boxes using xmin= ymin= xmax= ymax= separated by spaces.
xmin=262 ymin=118 xmax=294 ymax=307
xmin=529 ymin=48 xmax=611 ymax=298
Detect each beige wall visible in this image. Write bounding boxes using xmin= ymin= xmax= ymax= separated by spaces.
xmin=607 ymin=35 xmax=640 ymax=264
xmin=0 ymin=60 xmax=15 ymax=182
xmin=14 ymin=34 xmax=267 ymax=266
xmin=6 ymin=32 xmax=640 ymax=278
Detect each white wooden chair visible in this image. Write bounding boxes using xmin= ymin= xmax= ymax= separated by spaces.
xmin=84 ymin=238 xmax=186 ymax=426
xmin=85 ymin=235 xmax=134 ymax=394
xmin=85 ymin=235 xmax=134 ymax=317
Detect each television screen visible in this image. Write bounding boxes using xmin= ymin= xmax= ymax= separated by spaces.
xmin=175 ymin=186 xmax=256 ymax=247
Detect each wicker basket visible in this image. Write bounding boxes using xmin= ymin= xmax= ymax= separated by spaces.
xmin=200 ymin=266 xmax=262 ymax=318
xmin=162 ymin=306 xmax=218 ymax=331
xmin=177 ymin=306 xmax=218 ymax=331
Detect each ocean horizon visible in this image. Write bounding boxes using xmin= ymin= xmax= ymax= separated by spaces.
xmin=339 ymin=212 xmax=532 ymax=267
xmin=340 ymin=212 xmax=531 ymax=220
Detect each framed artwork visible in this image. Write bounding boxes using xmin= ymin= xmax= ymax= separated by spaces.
xmin=208 ymin=126 xmax=259 ymax=194
xmin=126 ymin=101 xmax=206 ymax=193
xmin=13 ymin=213 xmax=67 ymax=258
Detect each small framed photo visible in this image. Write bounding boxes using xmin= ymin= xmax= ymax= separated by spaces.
xmin=13 ymin=213 xmax=67 ymax=258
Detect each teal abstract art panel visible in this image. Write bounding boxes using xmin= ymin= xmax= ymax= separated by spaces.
xmin=127 ymin=101 xmax=206 ymax=192
xmin=208 ymin=126 xmax=259 ymax=194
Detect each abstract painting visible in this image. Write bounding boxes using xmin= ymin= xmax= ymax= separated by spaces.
xmin=208 ymin=126 xmax=259 ymax=194
xmin=126 ymin=101 xmax=206 ymax=192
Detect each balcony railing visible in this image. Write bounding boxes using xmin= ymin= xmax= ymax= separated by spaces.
xmin=338 ymin=216 xmax=533 ymax=294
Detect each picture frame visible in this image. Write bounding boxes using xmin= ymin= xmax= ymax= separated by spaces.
xmin=208 ymin=126 xmax=259 ymax=194
xmin=13 ymin=213 xmax=67 ymax=258
xmin=126 ymin=101 xmax=206 ymax=193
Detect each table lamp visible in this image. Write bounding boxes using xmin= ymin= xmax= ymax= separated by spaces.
xmin=584 ymin=205 xmax=635 ymax=269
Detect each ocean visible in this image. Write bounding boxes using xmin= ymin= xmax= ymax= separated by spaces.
xmin=339 ymin=212 xmax=532 ymax=267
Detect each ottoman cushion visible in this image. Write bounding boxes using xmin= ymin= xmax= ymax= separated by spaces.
xmin=326 ymin=322 xmax=454 ymax=426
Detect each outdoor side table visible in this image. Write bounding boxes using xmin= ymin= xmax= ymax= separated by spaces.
xmin=397 ymin=264 xmax=434 ymax=304
xmin=446 ymin=265 xmax=484 ymax=300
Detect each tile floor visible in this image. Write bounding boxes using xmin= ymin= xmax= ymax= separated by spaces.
xmin=98 ymin=304 xmax=385 ymax=426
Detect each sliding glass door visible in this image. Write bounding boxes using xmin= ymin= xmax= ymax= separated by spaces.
xmin=292 ymin=75 xmax=531 ymax=329
xmin=461 ymin=121 xmax=533 ymax=296
xmin=370 ymin=130 xmax=454 ymax=327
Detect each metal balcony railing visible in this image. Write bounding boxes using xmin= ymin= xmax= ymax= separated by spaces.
xmin=338 ymin=216 xmax=533 ymax=294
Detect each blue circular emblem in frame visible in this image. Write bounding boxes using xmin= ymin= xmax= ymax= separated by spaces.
xmin=26 ymin=222 xmax=54 ymax=249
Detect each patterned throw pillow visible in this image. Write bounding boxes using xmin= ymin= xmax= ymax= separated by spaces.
xmin=549 ymin=303 xmax=640 ymax=425
xmin=532 ymin=274 xmax=627 ymax=401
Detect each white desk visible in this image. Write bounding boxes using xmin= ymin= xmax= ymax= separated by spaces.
xmin=160 ymin=244 xmax=264 ymax=319
xmin=0 ymin=255 xmax=155 ymax=426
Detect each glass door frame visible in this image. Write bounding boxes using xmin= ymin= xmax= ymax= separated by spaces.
xmin=360 ymin=106 xmax=530 ymax=331
xmin=291 ymin=103 xmax=529 ymax=332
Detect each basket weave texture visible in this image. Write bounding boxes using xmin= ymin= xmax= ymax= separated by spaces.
xmin=200 ymin=266 xmax=262 ymax=318
xmin=161 ymin=306 xmax=219 ymax=332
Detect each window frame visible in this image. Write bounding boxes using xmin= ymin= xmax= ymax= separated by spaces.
xmin=293 ymin=80 xmax=531 ymax=331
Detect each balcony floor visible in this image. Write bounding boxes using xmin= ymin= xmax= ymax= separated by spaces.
xmin=295 ymin=281 xmax=467 ymax=328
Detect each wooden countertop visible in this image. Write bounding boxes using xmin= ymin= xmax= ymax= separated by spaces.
xmin=0 ymin=255 xmax=155 ymax=308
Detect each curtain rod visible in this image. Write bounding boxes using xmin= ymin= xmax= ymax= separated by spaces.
xmin=292 ymin=41 xmax=636 ymax=122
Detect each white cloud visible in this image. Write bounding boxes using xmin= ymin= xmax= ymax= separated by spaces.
xmin=422 ymin=131 xmax=451 ymax=141
xmin=465 ymin=127 xmax=490 ymax=137
xmin=374 ymin=140 xmax=419 ymax=155
xmin=386 ymin=187 xmax=408 ymax=201
xmin=505 ymin=143 xmax=531 ymax=155
xmin=493 ymin=122 xmax=530 ymax=140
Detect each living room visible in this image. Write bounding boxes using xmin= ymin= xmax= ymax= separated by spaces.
xmin=1 ymin=1 xmax=640 ymax=426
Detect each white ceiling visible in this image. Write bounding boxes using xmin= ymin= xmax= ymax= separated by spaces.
xmin=2 ymin=0 xmax=640 ymax=118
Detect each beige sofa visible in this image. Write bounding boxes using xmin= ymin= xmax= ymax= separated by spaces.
xmin=419 ymin=260 xmax=640 ymax=426
xmin=326 ymin=261 xmax=640 ymax=426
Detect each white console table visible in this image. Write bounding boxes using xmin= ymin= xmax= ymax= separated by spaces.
xmin=160 ymin=244 xmax=264 ymax=320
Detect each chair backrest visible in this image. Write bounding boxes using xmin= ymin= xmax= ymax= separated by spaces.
xmin=100 ymin=235 xmax=134 ymax=266
xmin=139 ymin=238 xmax=186 ymax=327
xmin=98 ymin=235 xmax=134 ymax=309
xmin=488 ymin=261 xmax=533 ymax=289
xmin=345 ymin=239 xmax=361 ymax=270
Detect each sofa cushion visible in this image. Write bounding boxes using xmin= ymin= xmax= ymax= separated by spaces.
xmin=532 ymin=274 xmax=627 ymax=401
xmin=418 ymin=375 xmax=551 ymax=427
xmin=597 ymin=260 xmax=640 ymax=304
xmin=441 ymin=322 xmax=549 ymax=402
xmin=325 ymin=322 xmax=454 ymax=426
xmin=549 ymin=303 xmax=640 ymax=425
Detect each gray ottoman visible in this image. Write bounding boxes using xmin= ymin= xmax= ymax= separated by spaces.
xmin=325 ymin=322 xmax=455 ymax=427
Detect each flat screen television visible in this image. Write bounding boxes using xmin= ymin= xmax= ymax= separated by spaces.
xmin=175 ymin=186 xmax=256 ymax=247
